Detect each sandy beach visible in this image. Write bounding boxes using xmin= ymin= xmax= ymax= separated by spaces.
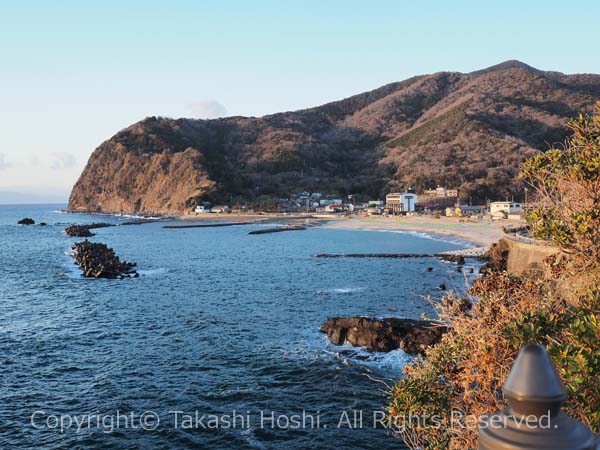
xmin=322 ymin=216 xmax=511 ymax=248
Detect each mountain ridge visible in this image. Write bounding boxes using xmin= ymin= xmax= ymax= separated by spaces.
xmin=69 ymin=61 xmax=600 ymax=214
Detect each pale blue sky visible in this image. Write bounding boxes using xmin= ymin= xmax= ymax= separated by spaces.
xmin=1 ymin=0 xmax=599 ymax=201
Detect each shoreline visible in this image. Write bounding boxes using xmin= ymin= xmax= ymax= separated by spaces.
xmin=62 ymin=210 xmax=512 ymax=249
xmin=321 ymin=216 xmax=509 ymax=248
xmin=177 ymin=212 xmax=514 ymax=249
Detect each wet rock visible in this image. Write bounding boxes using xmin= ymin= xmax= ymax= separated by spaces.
xmin=426 ymin=267 xmax=433 ymax=272
xmin=65 ymin=225 xmax=93 ymax=237
xmin=437 ymin=283 xmax=447 ymax=291
xmin=480 ymin=239 xmax=510 ymax=273
xmin=64 ymin=223 xmax=114 ymax=237
xmin=320 ymin=317 xmax=446 ymax=354
xmin=439 ymin=254 xmax=465 ymax=265
xmin=71 ymin=240 xmax=138 ymax=279
xmin=39 ymin=222 xmax=47 ymax=226
xmin=17 ymin=218 xmax=35 ymax=225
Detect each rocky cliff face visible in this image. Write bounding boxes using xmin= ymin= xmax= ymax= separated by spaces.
xmin=69 ymin=61 xmax=600 ymax=214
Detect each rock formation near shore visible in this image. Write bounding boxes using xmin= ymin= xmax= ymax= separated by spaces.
xmin=69 ymin=61 xmax=600 ymax=214
xmin=64 ymin=223 xmax=114 ymax=237
xmin=71 ymin=240 xmax=138 ymax=279
xmin=320 ymin=317 xmax=447 ymax=354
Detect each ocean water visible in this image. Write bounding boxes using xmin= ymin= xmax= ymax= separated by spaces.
xmin=0 ymin=204 xmax=479 ymax=450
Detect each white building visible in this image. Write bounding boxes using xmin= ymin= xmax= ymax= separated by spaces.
xmin=490 ymin=201 xmax=522 ymax=219
xmin=386 ymin=189 xmax=418 ymax=214
xmin=195 ymin=205 xmax=211 ymax=213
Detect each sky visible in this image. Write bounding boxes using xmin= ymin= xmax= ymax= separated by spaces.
xmin=1 ymin=0 xmax=599 ymax=202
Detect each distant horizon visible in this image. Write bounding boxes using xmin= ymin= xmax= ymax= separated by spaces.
xmin=2 ymin=0 xmax=599 ymax=201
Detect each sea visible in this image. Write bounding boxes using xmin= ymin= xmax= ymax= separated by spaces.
xmin=0 ymin=204 xmax=480 ymax=450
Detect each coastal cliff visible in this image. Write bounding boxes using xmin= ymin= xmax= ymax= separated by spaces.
xmin=69 ymin=61 xmax=600 ymax=214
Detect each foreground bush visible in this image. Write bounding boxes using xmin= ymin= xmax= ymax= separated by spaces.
xmin=389 ymin=103 xmax=600 ymax=449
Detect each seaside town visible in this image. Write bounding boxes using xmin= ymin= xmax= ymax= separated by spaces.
xmin=193 ymin=186 xmax=525 ymax=221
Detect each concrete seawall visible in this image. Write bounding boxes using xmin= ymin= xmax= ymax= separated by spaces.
xmin=502 ymin=235 xmax=560 ymax=277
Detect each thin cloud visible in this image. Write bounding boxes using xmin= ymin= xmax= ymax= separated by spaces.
xmin=185 ymin=100 xmax=228 ymax=119
xmin=0 ymin=153 xmax=12 ymax=171
xmin=50 ymin=152 xmax=77 ymax=170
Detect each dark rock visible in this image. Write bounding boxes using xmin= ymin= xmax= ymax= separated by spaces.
xmin=65 ymin=225 xmax=93 ymax=237
xmin=39 ymin=222 xmax=47 ymax=226
xmin=64 ymin=223 xmax=114 ymax=237
xmin=437 ymin=283 xmax=447 ymax=291
xmin=320 ymin=317 xmax=446 ymax=354
xmin=426 ymin=266 xmax=433 ymax=272
xmin=71 ymin=240 xmax=138 ymax=279
xmin=480 ymin=239 xmax=510 ymax=273
xmin=17 ymin=218 xmax=35 ymax=225
xmin=439 ymin=254 xmax=465 ymax=265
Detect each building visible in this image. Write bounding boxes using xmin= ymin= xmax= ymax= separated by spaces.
xmin=319 ymin=198 xmax=343 ymax=206
xmin=324 ymin=204 xmax=343 ymax=213
xmin=211 ymin=205 xmax=231 ymax=213
xmin=194 ymin=205 xmax=211 ymax=213
xmin=490 ymin=201 xmax=522 ymax=219
xmin=460 ymin=205 xmax=487 ymax=216
xmin=423 ymin=186 xmax=459 ymax=198
xmin=367 ymin=207 xmax=383 ymax=215
xmin=386 ymin=189 xmax=418 ymax=214
xmin=446 ymin=205 xmax=487 ymax=217
xmin=348 ymin=203 xmax=365 ymax=213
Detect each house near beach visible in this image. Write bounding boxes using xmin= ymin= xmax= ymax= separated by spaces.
xmin=194 ymin=205 xmax=211 ymax=213
xmin=386 ymin=189 xmax=418 ymax=214
xmin=489 ymin=201 xmax=522 ymax=219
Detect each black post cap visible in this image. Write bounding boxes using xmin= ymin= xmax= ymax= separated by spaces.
xmin=503 ymin=343 xmax=566 ymax=416
xmin=478 ymin=344 xmax=596 ymax=450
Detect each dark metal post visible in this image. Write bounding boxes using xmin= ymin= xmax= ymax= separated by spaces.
xmin=478 ymin=344 xmax=596 ymax=450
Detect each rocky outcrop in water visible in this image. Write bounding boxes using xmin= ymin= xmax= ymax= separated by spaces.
xmin=439 ymin=254 xmax=465 ymax=265
xmin=71 ymin=240 xmax=138 ymax=279
xmin=320 ymin=317 xmax=446 ymax=354
xmin=17 ymin=218 xmax=35 ymax=225
xmin=64 ymin=223 xmax=114 ymax=237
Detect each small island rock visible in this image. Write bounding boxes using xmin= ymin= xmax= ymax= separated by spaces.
xmin=320 ymin=317 xmax=446 ymax=354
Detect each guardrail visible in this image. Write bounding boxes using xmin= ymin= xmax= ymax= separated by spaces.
xmin=502 ymin=232 xmax=555 ymax=247
xmin=478 ymin=344 xmax=598 ymax=449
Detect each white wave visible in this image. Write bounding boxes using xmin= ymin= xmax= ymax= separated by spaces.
xmin=137 ymin=268 xmax=168 ymax=276
xmin=328 ymin=342 xmax=411 ymax=373
xmin=316 ymin=287 xmax=366 ymax=294
xmin=360 ymin=228 xmax=474 ymax=248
